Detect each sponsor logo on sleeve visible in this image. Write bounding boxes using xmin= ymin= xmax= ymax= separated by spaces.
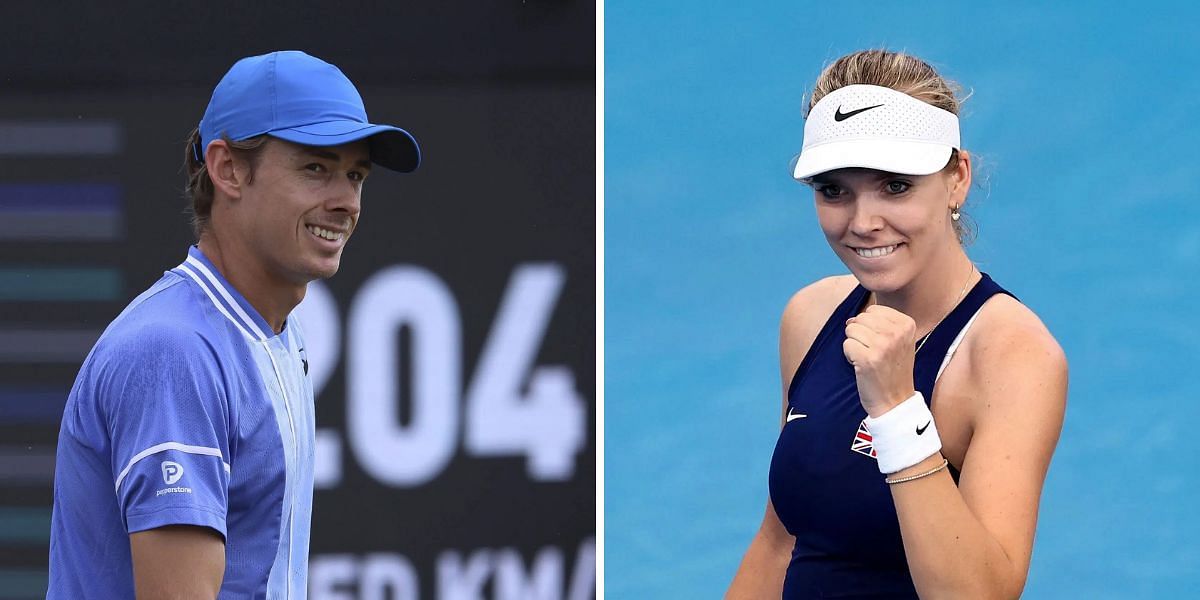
xmin=156 ymin=460 xmax=193 ymax=497
xmin=162 ymin=461 xmax=184 ymax=484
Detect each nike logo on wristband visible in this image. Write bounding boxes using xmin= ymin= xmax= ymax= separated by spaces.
xmin=916 ymin=420 xmax=931 ymax=435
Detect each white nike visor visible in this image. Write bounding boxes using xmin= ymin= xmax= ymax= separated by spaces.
xmin=792 ymin=84 xmax=960 ymax=180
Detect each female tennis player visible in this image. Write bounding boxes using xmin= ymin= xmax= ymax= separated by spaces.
xmin=726 ymin=50 xmax=1068 ymax=599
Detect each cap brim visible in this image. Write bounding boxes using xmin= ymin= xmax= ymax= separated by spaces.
xmin=792 ymin=140 xmax=953 ymax=180
xmin=270 ymin=120 xmax=421 ymax=173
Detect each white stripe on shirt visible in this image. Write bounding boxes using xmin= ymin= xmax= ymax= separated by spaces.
xmin=114 ymin=441 xmax=230 ymax=494
xmin=185 ymin=255 xmax=269 ymax=342
xmin=177 ymin=264 xmax=258 ymax=342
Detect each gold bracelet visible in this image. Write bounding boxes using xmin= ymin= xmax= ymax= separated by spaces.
xmin=885 ymin=458 xmax=949 ymax=485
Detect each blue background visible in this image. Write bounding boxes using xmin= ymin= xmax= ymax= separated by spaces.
xmin=606 ymin=2 xmax=1198 ymax=597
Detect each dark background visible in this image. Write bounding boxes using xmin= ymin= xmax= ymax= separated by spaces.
xmin=0 ymin=3 xmax=595 ymax=598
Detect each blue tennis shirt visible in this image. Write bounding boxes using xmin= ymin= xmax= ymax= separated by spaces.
xmin=48 ymin=246 xmax=315 ymax=599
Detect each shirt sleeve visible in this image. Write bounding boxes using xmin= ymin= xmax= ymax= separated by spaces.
xmin=96 ymin=322 xmax=233 ymax=538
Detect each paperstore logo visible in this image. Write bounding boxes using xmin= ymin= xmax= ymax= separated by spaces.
xmin=161 ymin=461 xmax=184 ymax=485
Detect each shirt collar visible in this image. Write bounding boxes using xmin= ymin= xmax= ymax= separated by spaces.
xmin=175 ymin=245 xmax=280 ymax=342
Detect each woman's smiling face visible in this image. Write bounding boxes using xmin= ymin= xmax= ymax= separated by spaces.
xmin=809 ymin=154 xmax=969 ymax=294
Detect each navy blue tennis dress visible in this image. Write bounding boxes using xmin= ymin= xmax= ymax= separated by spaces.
xmin=768 ymin=273 xmax=1013 ymax=599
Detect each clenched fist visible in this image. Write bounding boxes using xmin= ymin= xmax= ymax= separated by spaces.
xmin=844 ymin=304 xmax=918 ymax=418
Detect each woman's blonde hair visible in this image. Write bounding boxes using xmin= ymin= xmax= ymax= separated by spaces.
xmin=809 ymin=49 xmax=975 ymax=244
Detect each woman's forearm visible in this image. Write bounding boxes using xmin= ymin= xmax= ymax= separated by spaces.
xmin=726 ymin=525 xmax=791 ymax=599
xmin=889 ymin=454 xmax=1025 ymax=600
xmin=726 ymin=533 xmax=788 ymax=599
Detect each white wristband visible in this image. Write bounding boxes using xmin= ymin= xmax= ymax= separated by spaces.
xmin=863 ymin=392 xmax=942 ymax=475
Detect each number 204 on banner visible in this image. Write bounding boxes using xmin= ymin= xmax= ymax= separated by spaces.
xmin=295 ymin=263 xmax=587 ymax=488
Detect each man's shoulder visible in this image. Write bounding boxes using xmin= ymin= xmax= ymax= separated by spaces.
xmin=65 ymin=271 xmax=236 ymax=435
xmin=92 ymin=271 xmax=223 ymax=366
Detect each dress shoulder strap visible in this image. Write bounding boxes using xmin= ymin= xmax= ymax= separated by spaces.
xmin=786 ymin=282 xmax=869 ymax=399
xmin=913 ymin=272 xmax=1017 ymax=401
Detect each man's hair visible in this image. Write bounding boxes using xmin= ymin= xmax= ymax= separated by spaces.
xmin=183 ymin=128 xmax=270 ymax=239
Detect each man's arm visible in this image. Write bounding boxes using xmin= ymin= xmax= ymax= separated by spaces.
xmin=130 ymin=525 xmax=225 ymax=599
xmin=96 ymin=323 xmax=233 ymax=597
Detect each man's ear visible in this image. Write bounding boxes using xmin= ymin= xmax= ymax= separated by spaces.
xmin=204 ymin=139 xmax=245 ymax=200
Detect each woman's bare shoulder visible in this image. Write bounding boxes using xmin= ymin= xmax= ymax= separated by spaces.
xmin=778 ymin=275 xmax=859 ymax=381
xmin=781 ymin=275 xmax=858 ymax=332
xmin=964 ymin=293 xmax=1068 ymax=414
xmin=969 ymin=294 xmax=1066 ymax=369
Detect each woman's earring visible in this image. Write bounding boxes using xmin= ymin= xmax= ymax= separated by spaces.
xmin=951 ymin=204 xmax=961 ymax=222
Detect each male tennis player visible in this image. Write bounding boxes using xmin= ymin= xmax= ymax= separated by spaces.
xmin=47 ymin=50 xmax=419 ymax=598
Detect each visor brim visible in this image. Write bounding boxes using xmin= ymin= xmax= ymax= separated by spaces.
xmin=792 ymin=140 xmax=953 ymax=180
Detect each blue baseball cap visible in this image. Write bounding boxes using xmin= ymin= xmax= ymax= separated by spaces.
xmin=198 ymin=50 xmax=420 ymax=172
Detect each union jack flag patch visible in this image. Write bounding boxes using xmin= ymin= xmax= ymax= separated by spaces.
xmin=850 ymin=419 xmax=877 ymax=459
